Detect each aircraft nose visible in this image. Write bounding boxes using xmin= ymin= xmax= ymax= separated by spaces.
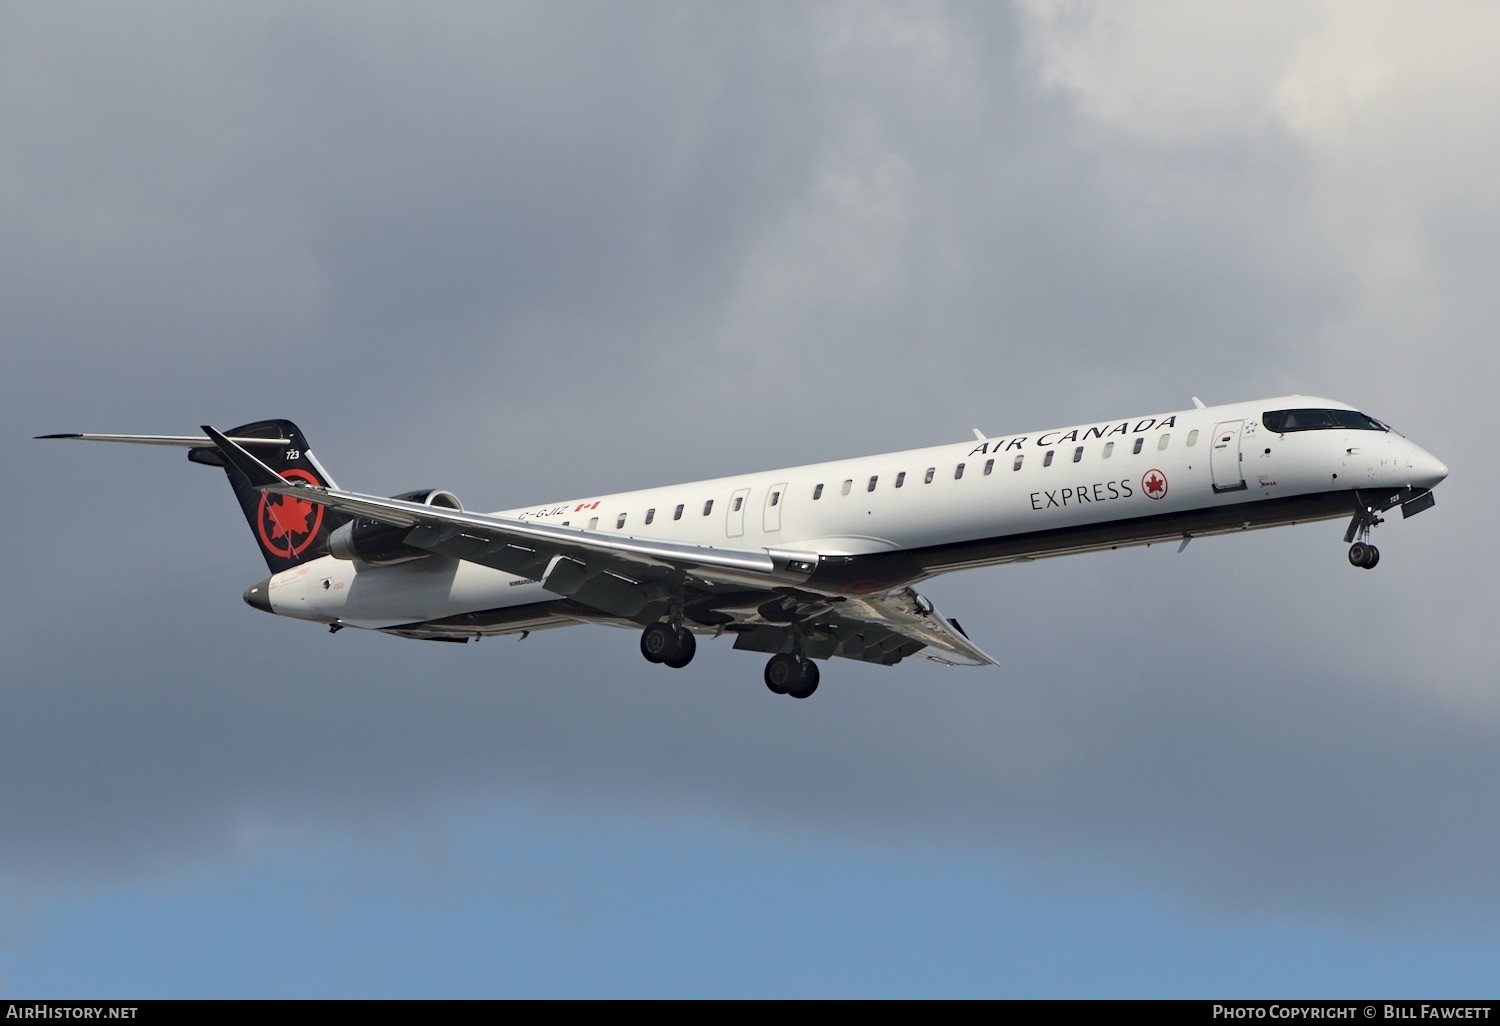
xmin=1408 ymin=446 xmax=1448 ymax=490
xmin=243 ymin=578 xmax=273 ymax=614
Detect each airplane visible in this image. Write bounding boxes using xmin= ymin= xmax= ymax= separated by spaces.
xmin=39 ymin=394 xmax=1447 ymax=699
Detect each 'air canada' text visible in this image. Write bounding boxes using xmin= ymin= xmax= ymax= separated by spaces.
xmin=969 ymin=416 xmax=1178 ymax=457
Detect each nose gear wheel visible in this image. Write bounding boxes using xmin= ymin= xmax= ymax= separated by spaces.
xmin=1343 ymin=491 xmax=1386 ymax=570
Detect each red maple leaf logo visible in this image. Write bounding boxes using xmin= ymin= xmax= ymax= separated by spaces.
xmin=1144 ymin=472 xmax=1167 ymax=498
xmin=254 ymin=468 xmax=326 ymax=559
xmin=265 ymin=494 xmax=315 ymax=540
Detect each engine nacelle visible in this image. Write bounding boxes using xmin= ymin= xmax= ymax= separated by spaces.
xmin=327 ymin=489 xmax=463 ymax=566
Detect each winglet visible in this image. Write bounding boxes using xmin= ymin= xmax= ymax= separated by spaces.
xmin=1192 ymin=397 xmax=1206 ymax=409
xmin=201 ymin=425 xmax=290 ymax=489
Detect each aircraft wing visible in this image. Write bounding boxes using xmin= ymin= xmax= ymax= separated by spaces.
xmin=202 ymin=427 xmax=776 ymax=574
xmin=203 ymin=427 xmax=995 ymax=669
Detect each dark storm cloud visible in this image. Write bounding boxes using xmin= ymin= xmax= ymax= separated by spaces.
xmin=3 ymin=1 xmax=1495 ymax=929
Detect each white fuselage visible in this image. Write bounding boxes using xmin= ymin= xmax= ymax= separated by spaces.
xmin=260 ymin=395 xmax=1447 ymax=632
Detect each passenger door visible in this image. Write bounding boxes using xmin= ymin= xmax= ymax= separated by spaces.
xmin=1211 ymin=420 xmax=1247 ymax=492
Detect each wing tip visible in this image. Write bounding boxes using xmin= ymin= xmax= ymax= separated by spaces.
xmin=35 ymin=433 xmax=82 ymax=440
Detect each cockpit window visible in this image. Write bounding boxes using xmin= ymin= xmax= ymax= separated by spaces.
xmin=1262 ymin=409 xmax=1388 ymax=434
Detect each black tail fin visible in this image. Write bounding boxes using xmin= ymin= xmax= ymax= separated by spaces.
xmin=188 ymin=420 xmax=351 ymax=573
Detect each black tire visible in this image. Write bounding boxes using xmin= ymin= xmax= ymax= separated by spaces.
xmin=640 ymin=621 xmax=673 ymax=663
xmin=662 ymin=628 xmax=696 ymax=668
xmin=1364 ymin=545 xmax=1380 ymax=569
xmin=764 ymin=653 xmax=798 ymax=695
xmin=787 ymin=659 xmax=820 ymax=700
xmin=1348 ymin=543 xmax=1369 ymax=568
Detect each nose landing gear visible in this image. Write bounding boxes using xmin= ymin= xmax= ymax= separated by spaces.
xmin=1343 ymin=493 xmax=1385 ymax=570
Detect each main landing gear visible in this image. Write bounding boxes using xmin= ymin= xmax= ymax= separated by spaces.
xmin=639 ymin=620 xmax=696 ymax=668
xmin=638 ymin=620 xmax=823 ymax=699
xmin=763 ymin=653 xmax=820 ymax=700
xmin=1343 ymin=495 xmax=1384 ymax=570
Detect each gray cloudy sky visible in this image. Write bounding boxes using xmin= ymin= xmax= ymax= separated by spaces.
xmin=2 ymin=1 xmax=1496 ymax=997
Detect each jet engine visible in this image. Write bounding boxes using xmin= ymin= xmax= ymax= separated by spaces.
xmin=327 ymin=489 xmax=463 ymax=566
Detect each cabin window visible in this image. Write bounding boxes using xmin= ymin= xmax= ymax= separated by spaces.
xmin=954 ymin=463 xmax=966 ymax=480
xmin=1103 ymin=441 xmax=1114 ymax=458
xmin=703 ymin=499 xmax=714 ymax=516
xmin=924 ymin=467 xmax=935 ymax=484
xmin=1133 ymin=437 xmax=1145 ymax=455
xmin=1158 ymin=434 xmax=1170 ymax=451
xmin=840 ymin=479 xmax=852 ymax=496
xmin=1043 ymin=450 xmax=1054 ymax=467
xmin=674 ymin=504 xmax=684 ymax=520
xmin=1013 ymin=455 xmax=1024 ymax=471
xmin=645 ymin=508 xmax=655 ymax=525
xmin=770 ymin=490 xmax=781 ymax=507
xmin=1187 ymin=429 xmax=1199 ymax=447
xmin=868 ymin=475 xmax=878 ymax=492
xmin=562 ymin=521 xmax=570 ymax=527
xmin=616 ymin=513 xmax=627 ymax=529
xmin=984 ymin=458 xmax=994 ymax=475
xmin=588 ymin=517 xmax=598 ymax=530
xmin=813 ymin=483 xmax=824 ymax=500
xmin=732 ymin=496 xmax=743 ymax=512
xmin=895 ymin=471 xmax=906 ymax=488
xmin=1073 ymin=446 xmax=1084 ymax=463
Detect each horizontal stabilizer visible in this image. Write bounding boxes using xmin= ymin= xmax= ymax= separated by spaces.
xmin=35 ymin=432 xmax=291 ymax=447
xmin=38 ymin=420 xmax=343 ymax=573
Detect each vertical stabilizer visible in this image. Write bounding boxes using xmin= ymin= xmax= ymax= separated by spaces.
xmin=188 ymin=420 xmax=350 ymax=573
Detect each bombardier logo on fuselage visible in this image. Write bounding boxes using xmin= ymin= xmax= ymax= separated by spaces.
xmin=968 ymin=416 xmax=1179 ymax=458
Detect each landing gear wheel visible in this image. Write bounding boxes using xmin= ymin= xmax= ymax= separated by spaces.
xmin=787 ymin=659 xmax=820 ymax=700
xmin=1343 ymin=497 xmax=1387 ymax=570
xmin=662 ymin=628 xmax=696 ymax=669
xmin=764 ymin=653 xmax=799 ymax=695
xmin=640 ymin=621 xmax=674 ymax=664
